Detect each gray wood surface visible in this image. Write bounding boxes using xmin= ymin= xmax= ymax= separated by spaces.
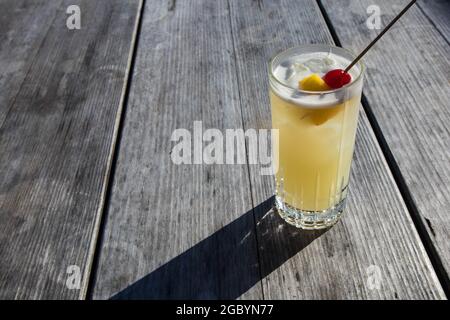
xmin=92 ymin=0 xmax=445 ymax=299
xmin=321 ymin=0 xmax=450 ymax=288
xmin=0 ymin=0 xmax=63 ymax=125
xmin=0 ymin=0 xmax=142 ymax=299
xmin=228 ymin=0 xmax=445 ymax=299
xmin=418 ymin=0 xmax=450 ymax=43
xmin=91 ymin=0 xmax=263 ymax=300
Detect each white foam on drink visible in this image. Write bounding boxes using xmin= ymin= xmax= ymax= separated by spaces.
xmin=271 ymin=51 xmax=362 ymax=109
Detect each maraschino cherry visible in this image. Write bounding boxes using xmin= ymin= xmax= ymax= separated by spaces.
xmin=323 ymin=69 xmax=352 ymax=89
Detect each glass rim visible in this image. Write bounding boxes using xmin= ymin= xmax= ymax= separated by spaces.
xmin=268 ymin=44 xmax=365 ymax=95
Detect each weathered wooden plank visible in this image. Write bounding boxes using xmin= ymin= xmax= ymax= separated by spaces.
xmin=91 ymin=0 xmax=263 ymax=299
xmin=321 ymin=0 xmax=450 ymax=291
xmin=0 ymin=0 xmax=142 ymax=299
xmin=0 ymin=0 xmax=63 ymax=125
xmin=228 ymin=0 xmax=445 ymax=299
xmin=418 ymin=0 xmax=450 ymax=43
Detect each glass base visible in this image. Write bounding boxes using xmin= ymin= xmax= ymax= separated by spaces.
xmin=275 ymin=196 xmax=346 ymax=230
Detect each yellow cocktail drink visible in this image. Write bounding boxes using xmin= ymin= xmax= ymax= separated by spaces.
xmin=271 ymin=91 xmax=360 ymax=210
xmin=269 ymin=45 xmax=364 ymax=229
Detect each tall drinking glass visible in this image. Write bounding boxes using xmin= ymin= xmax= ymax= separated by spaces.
xmin=269 ymin=45 xmax=364 ymax=229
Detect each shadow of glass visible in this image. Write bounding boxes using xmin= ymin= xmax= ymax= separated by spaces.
xmin=253 ymin=197 xmax=329 ymax=279
xmin=111 ymin=196 xmax=328 ymax=299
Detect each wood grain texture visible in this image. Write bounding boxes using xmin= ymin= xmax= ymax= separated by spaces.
xmin=228 ymin=0 xmax=445 ymax=299
xmin=0 ymin=0 xmax=142 ymax=299
xmin=321 ymin=0 xmax=450 ymax=288
xmin=418 ymin=0 xmax=450 ymax=43
xmin=0 ymin=0 xmax=63 ymax=125
xmin=91 ymin=0 xmax=263 ymax=300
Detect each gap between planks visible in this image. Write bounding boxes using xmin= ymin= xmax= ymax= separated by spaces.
xmin=83 ymin=0 xmax=146 ymax=300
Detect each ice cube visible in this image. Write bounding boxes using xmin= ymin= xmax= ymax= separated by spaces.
xmin=304 ymin=58 xmax=330 ymax=73
xmin=323 ymin=57 xmax=336 ymax=67
xmin=293 ymin=62 xmax=308 ymax=72
xmin=284 ymin=67 xmax=294 ymax=81
xmin=282 ymin=62 xmax=308 ymax=81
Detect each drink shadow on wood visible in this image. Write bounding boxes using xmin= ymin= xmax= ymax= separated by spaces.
xmin=111 ymin=196 xmax=328 ymax=299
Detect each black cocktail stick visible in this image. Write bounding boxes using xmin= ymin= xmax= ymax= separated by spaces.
xmin=345 ymin=0 xmax=417 ymax=73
